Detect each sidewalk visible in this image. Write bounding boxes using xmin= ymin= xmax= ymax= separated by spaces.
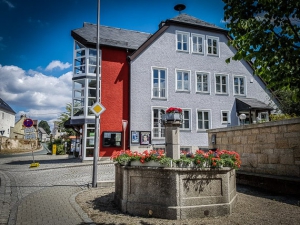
xmin=0 ymin=153 xmax=114 ymax=225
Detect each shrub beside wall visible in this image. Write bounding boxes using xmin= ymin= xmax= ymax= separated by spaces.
xmin=208 ymin=118 xmax=300 ymax=177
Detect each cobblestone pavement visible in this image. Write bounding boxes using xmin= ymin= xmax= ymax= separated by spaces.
xmin=0 ymin=151 xmax=114 ymax=225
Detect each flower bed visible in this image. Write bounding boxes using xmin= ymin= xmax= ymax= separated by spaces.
xmin=111 ymin=149 xmax=241 ymax=169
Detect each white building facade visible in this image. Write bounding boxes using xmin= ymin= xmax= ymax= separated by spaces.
xmin=0 ymin=98 xmax=16 ymax=138
xmin=129 ymin=14 xmax=279 ymax=152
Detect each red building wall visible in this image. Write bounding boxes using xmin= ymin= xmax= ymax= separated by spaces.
xmin=99 ymin=46 xmax=130 ymax=157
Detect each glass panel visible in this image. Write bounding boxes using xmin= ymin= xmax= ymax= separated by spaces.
xmin=103 ymin=132 xmax=122 ymax=147
xmin=213 ymin=40 xmax=217 ymax=47
xmin=76 ymin=50 xmax=85 ymax=58
xmin=183 ymin=43 xmax=187 ymax=50
xmin=89 ymin=49 xmax=97 ymax=56
xmin=88 ymin=98 xmax=96 ymax=106
xmin=222 ymin=76 xmax=226 ymax=84
xmin=198 ymin=121 xmax=203 ymax=129
xmin=177 ymin=34 xmax=182 ymax=42
xmin=88 ymin=66 xmax=96 ymax=73
xmin=73 ymin=107 xmax=83 ymax=116
xmin=153 ymin=69 xmax=158 ymax=79
xmin=204 ymin=112 xmax=209 ymax=120
xmin=87 ymin=129 xmax=95 ymax=137
xmin=89 ymin=56 xmax=96 ymax=65
xmin=204 ymin=121 xmax=209 ymax=129
xmin=88 ymin=79 xmax=97 ymax=88
xmin=183 ymin=34 xmax=187 ymax=42
xmin=198 ymin=112 xmax=202 ymax=120
xmin=203 ymin=83 xmax=208 ymax=91
xmin=235 ymin=86 xmax=239 ymax=94
xmin=153 ymin=88 xmax=159 ymax=97
xmin=222 ymin=84 xmax=227 ymax=93
xmin=86 ymin=148 xmax=93 ymax=157
xmin=74 ymin=90 xmax=83 ymax=98
xmin=74 ymin=80 xmax=85 ymax=89
xmin=160 ymin=88 xmax=165 ymax=97
xmin=86 ymin=138 xmax=94 ymax=147
xmin=177 ymin=72 xmax=182 ymax=80
xmin=177 ymin=80 xmax=182 ymax=90
xmin=234 ymin=78 xmax=238 ymax=85
xmin=75 ymin=42 xmax=85 ymax=50
xmin=160 ymin=70 xmax=165 ymax=79
xmin=73 ymin=99 xmax=84 ymax=107
xmin=153 ymin=128 xmax=159 ymax=137
xmin=216 ymin=84 xmax=220 ymax=92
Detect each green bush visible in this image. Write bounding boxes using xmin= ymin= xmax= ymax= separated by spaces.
xmin=270 ymin=113 xmax=298 ymax=121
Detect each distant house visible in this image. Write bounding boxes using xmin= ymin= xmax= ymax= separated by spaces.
xmin=0 ymin=98 xmax=16 ymax=137
xmin=128 ymin=14 xmax=279 ymax=151
xmin=10 ymin=115 xmax=38 ymax=139
xmin=38 ymin=127 xmax=47 ymax=142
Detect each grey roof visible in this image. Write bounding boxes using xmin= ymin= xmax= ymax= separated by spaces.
xmin=167 ymin=13 xmax=226 ymax=32
xmin=38 ymin=127 xmax=47 ymax=134
xmin=71 ymin=23 xmax=151 ymax=50
xmin=0 ymin=98 xmax=16 ymax=114
xmin=236 ymin=98 xmax=274 ymax=111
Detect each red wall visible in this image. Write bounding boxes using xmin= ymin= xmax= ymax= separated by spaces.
xmin=99 ymin=47 xmax=129 ymax=157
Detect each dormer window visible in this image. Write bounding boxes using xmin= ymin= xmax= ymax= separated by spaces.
xmin=207 ymin=36 xmax=219 ymax=56
xmin=176 ymin=31 xmax=189 ymax=52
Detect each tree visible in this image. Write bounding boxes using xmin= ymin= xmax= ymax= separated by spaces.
xmin=57 ymin=103 xmax=76 ymax=137
xmin=223 ymin=0 xmax=300 ymax=100
xmin=38 ymin=120 xmax=51 ymax=134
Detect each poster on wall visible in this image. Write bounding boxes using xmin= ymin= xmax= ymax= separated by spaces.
xmin=140 ymin=131 xmax=151 ymax=145
xmin=131 ymin=131 xmax=140 ymax=144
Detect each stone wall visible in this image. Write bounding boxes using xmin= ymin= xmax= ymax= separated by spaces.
xmin=0 ymin=136 xmax=39 ymax=152
xmin=207 ymin=118 xmax=300 ymax=177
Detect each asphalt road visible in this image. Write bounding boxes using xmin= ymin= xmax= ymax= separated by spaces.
xmin=0 ymin=148 xmax=114 ymax=225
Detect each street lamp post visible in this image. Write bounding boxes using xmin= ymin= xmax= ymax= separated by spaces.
xmin=92 ymin=0 xmax=101 ymax=188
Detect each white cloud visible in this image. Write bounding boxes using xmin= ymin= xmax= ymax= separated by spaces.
xmin=2 ymin=0 xmax=14 ymax=8
xmin=0 ymin=64 xmax=73 ymax=131
xmin=45 ymin=60 xmax=72 ymax=71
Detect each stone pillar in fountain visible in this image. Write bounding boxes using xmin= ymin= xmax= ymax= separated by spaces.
xmin=164 ymin=120 xmax=181 ymax=160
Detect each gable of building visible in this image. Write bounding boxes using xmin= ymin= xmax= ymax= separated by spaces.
xmin=0 ymin=98 xmax=16 ymax=115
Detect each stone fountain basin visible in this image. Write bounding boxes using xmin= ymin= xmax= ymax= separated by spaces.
xmin=114 ymin=165 xmax=237 ymax=220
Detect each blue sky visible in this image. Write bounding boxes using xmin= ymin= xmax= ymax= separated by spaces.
xmin=0 ymin=0 xmax=225 ymax=130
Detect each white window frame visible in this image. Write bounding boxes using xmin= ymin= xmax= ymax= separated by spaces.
xmin=180 ymin=109 xmax=191 ymax=130
xmin=152 ymin=107 xmax=167 ymax=139
xmin=176 ymin=69 xmax=191 ymax=92
xmin=151 ymin=67 xmax=167 ymax=99
xmin=233 ymin=75 xmax=246 ymax=96
xmin=176 ymin=31 xmax=190 ymax=52
xmin=196 ymin=71 xmax=210 ymax=94
xmin=197 ymin=109 xmax=211 ymax=131
xmin=258 ymin=112 xmax=269 ymax=122
xmin=221 ymin=110 xmax=231 ymax=124
xmin=191 ymin=33 xmax=205 ymax=54
xmin=215 ymin=73 xmax=229 ymax=95
xmin=206 ymin=36 xmax=219 ymax=56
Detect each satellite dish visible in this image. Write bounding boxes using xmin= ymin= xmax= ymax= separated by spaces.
xmin=239 ymin=114 xmax=246 ymax=120
xmin=174 ymin=4 xmax=186 ymax=13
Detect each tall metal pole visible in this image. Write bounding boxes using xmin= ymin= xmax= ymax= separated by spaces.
xmin=92 ymin=0 xmax=101 ymax=188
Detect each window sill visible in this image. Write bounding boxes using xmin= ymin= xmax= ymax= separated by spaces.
xmin=196 ymin=91 xmax=210 ymax=95
xmin=151 ymin=97 xmax=168 ymax=101
xmin=215 ymin=93 xmax=229 ymax=96
xmin=175 ymin=90 xmax=191 ymax=93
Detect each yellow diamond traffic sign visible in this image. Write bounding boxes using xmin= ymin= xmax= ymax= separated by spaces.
xmin=90 ymin=102 xmax=106 ymax=116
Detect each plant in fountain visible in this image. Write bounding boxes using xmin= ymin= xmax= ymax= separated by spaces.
xmin=175 ymin=151 xmax=194 ymax=167
xmin=111 ymin=150 xmax=134 ymax=165
xmin=165 ymin=107 xmax=183 ymax=114
xmin=111 ymin=149 xmax=172 ymax=166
